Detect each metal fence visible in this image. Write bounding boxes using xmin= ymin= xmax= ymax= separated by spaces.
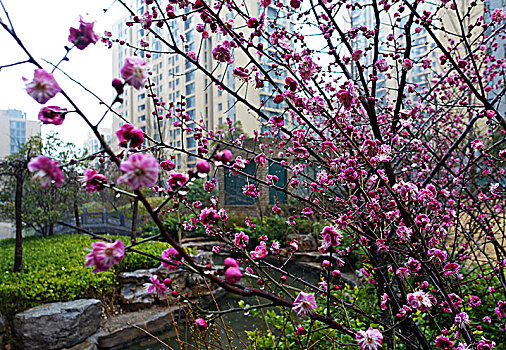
xmin=54 ymin=208 xmax=139 ymax=236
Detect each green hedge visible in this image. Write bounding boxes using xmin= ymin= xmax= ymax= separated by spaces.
xmin=0 ymin=234 xmax=170 ymax=317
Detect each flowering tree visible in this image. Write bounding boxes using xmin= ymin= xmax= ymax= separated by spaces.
xmin=2 ymin=0 xmax=506 ymax=348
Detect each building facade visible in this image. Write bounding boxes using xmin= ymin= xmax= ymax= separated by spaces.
xmin=485 ymin=0 xmax=506 ymax=116
xmin=83 ymin=128 xmax=114 ymax=156
xmin=349 ymin=0 xmax=484 ymax=100
xmin=111 ymin=0 xmax=290 ymax=170
xmin=0 ymin=109 xmax=41 ymax=159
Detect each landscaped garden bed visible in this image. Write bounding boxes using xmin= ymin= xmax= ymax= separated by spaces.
xmin=0 ymin=234 xmax=168 ymax=318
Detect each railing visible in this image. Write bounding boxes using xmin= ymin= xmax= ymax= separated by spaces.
xmin=54 ymin=208 xmax=140 ymax=236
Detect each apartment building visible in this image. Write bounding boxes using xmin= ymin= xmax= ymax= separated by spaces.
xmin=83 ymin=128 xmax=113 ymax=155
xmin=349 ymin=0 xmax=484 ymax=100
xmin=485 ymin=0 xmax=506 ymax=116
xmin=111 ymin=0 xmax=289 ymax=171
xmin=0 ymin=109 xmax=41 ymax=159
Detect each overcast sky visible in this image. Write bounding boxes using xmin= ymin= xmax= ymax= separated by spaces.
xmin=0 ymin=0 xmax=126 ymax=147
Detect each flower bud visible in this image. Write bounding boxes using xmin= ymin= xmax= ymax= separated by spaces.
xmin=112 ymin=78 xmax=124 ymax=94
xmin=224 ymin=257 xmax=239 ymax=268
xmin=195 ymin=318 xmax=208 ymax=330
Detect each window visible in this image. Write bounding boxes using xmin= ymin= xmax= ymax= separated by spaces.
xmin=268 ymin=161 xmax=287 ymax=204
xmin=185 ymin=31 xmax=194 ymax=43
xmin=187 ymin=96 xmax=195 ymax=108
xmin=185 ymin=70 xmax=195 ymax=82
xmin=9 ymin=120 xmax=25 ymax=154
xmin=184 ymin=15 xmax=194 ymax=30
xmin=187 ymin=109 xmax=196 ymax=120
xmin=224 ymin=162 xmax=257 ymax=205
xmin=138 ymin=104 xmax=146 ymax=111
xmin=187 ymin=137 xmax=196 ymax=148
xmin=138 ymin=93 xmax=145 ymax=100
xmin=218 ymin=103 xmax=222 ymax=111
xmin=138 ymin=115 xmax=146 ymax=122
xmin=186 ymin=82 xmax=195 ymax=95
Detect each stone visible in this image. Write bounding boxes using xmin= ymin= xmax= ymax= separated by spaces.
xmin=120 ymin=282 xmax=155 ymax=311
xmin=13 ymin=299 xmax=102 ymax=350
xmin=64 ymin=340 xmax=98 ymax=350
xmin=0 ymin=312 xmax=5 ymax=350
xmin=287 ymin=234 xmax=317 ymax=252
xmin=97 ymin=307 xmax=184 ymax=349
xmin=0 ymin=312 xmax=5 ymax=333
xmin=192 ymin=251 xmax=214 ymax=266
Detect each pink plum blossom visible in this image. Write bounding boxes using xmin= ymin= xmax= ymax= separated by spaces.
xmin=85 ymin=239 xmax=125 ymax=273
xmin=443 ymin=262 xmax=460 ymax=276
xmin=68 ymin=17 xmax=99 ymax=50
xmin=38 ymin=106 xmax=67 ymax=125
xmin=212 ymin=41 xmax=234 ymax=64
xmin=214 ymin=149 xmax=233 ymax=164
xmin=120 ymin=57 xmax=149 ymax=89
xmin=427 ymin=248 xmax=447 ymax=264
xmin=196 ymin=160 xmax=210 ymax=176
xmin=396 ymin=226 xmax=412 ymax=242
xmin=195 ymin=318 xmax=208 ymax=330
xmin=492 ymin=8 xmax=506 ymax=23
xmin=435 ymin=336 xmax=453 ymax=350
xmin=82 ymin=168 xmax=107 ymax=193
xmin=160 ymin=160 xmax=176 ymax=171
xmin=271 ymin=241 xmax=280 ymax=253
xmin=477 ymin=337 xmax=496 ymax=350
xmin=318 ymin=226 xmax=342 ymax=253
xmin=375 ymin=58 xmax=389 ymax=72
xmin=224 ymin=267 xmax=242 ymax=284
xmin=495 ymin=300 xmax=506 ymax=318
xmin=356 ymin=327 xmax=383 ymax=350
xmin=454 ymin=312 xmax=470 ymax=328
xmin=200 ymin=207 xmax=220 ymax=226
xmin=24 ymin=69 xmax=61 ymax=104
xmin=407 ymin=291 xmax=436 ymax=311
xmin=27 ymin=156 xmax=64 ymax=188
xmin=292 ymin=291 xmax=317 ymax=317
xmin=161 ymin=247 xmax=183 ymax=270
xmin=117 ymin=153 xmax=159 ymax=190
xmin=167 ymin=171 xmax=189 ymax=192
xmin=116 ymin=124 xmax=145 ymax=148
xmin=234 ymin=231 xmax=249 ymax=249
xmin=224 ymin=257 xmax=239 ymax=268
xmin=147 ymin=274 xmax=167 ymax=297
xmin=250 ymin=241 xmax=268 ymax=260
xmin=298 ymin=56 xmax=317 ymax=81
xmin=380 ymin=293 xmax=389 ymax=310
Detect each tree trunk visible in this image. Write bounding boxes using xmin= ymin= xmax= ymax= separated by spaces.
xmin=49 ymin=223 xmax=54 ymax=236
xmin=74 ymin=201 xmax=81 ymax=234
xmin=13 ymin=168 xmax=24 ymax=272
xmin=131 ymin=199 xmax=138 ymax=242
